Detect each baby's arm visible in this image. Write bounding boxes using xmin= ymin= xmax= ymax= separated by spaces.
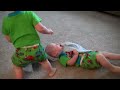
xmin=67 ymin=49 xmax=79 ymax=66
xmin=34 ymin=22 xmax=53 ymax=34
xmin=4 ymin=35 xmax=11 ymax=43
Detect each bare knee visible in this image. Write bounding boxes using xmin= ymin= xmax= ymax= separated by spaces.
xmin=13 ymin=65 xmax=23 ymax=79
xmin=96 ymin=54 xmax=116 ymax=72
xmin=96 ymin=53 xmax=105 ymax=63
xmin=102 ymin=52 xmax=110 ymax=58
xmin=96 ymin=53 xmax=103 ymax=59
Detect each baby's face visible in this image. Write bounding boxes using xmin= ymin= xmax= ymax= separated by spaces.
xmin=51 ymin=43 xmax=64 ymax=57
xmin=51 ymin=43 xmax=63 ymax=49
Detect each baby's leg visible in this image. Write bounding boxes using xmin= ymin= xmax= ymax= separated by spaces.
xmin=102 ymin=52 xmax=120 ymax=60
xmin=13 ymin=64 xmax=24 ymax=79
xmin=96 ymin=53 xmax=120 ymax=73
xmin=39 ymin=60 xmax=57 ymax=77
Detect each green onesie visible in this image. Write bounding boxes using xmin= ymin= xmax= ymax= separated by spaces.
xmin=2 ymin=11 xmax=47 ymax=67
xmin=2 ymin=11 xmax=42 ymax=48
xmin=58 ymin=51 xmax=101 ymax=69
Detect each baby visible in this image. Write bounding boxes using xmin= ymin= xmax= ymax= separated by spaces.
xmin=45 ymin=43 xmax=120 ymax=73
xmin=2 ymin=11 xmax=56 ymax=79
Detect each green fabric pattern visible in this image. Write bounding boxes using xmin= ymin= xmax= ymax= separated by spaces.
xmin=59 ymin=51 xmax=70 ymax=67
xmin=2 ymin=11 xmax=42 ymax=48
xmin=12 ymin=43 xmax=47 ymax=67
xmin=80 ymin=51 xmax=101 ymax=69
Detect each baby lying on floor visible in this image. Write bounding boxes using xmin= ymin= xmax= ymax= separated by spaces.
xmin=45 ymin=42 xmax=120 ymax=74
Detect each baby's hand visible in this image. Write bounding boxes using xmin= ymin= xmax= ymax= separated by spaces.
xmin=73 ymin=49 xmax=78 ymax=55
xmin=48 ymin=28 xmax=54 ymax=35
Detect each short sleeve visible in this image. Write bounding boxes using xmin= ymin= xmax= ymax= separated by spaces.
xmin=2 ymin=17 xmax=10 ymax=35
xmin=58 ymin=52 xmax=70 ymax=67
xmin=30 ymin=11 xmax=42 ymax=26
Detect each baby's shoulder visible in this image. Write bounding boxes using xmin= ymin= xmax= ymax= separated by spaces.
xmin=59 ymin=51 xmax=67 ymax=58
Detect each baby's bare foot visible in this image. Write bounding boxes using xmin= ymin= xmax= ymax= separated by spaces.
xmin=48 ymin=68 xmax=57 ymax=77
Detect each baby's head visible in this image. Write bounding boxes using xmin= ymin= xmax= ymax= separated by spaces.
xmin=45 ymin=43 xmax=64 ymax=58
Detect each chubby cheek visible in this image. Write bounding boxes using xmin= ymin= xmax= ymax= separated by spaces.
xmin=51 ymin=51 xmax=57 ymax=57
xmin=54 ymin=50 xmax=60 ymax=57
